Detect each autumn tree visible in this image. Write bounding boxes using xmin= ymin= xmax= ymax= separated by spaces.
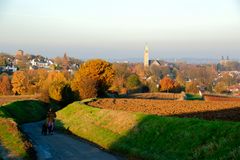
xmin=71 ymin=59 xmax=114 ymax=98
xmin=126 ymin=74 xmax=141 ymax=89
xmin=26 ymin=70 xmax=39 ymax=94
xmin=111 ymin=63 xmax=130 ymax=92
xmin=77 ymin=77 xmax=98 ymax=99
xmin=0 ymin=53 xmax=13 ymax=66
xmin=185 ymin=81 xmax=199 ymax=94
xmin=41 ymin=71 xmax=67 ymax=101
xmin=176 ymin=70 xmax=186 ymax=87
xmin=48 ymin=80 xmax=74 ymax=104
xmin=160 ymin=76 xmax=175 ymax=92
xmin=220 ymin=73 xmax=237 ymax=86
xmin=46 ymin=71 xmax=67 ymax=83
xmin=133 ymin=63 xmax=144 ymax=79
xmin=48 ymin=81 xmax=66 ymax=101
xmin=214 ymin=82 xmax=228 ymax=93
xmin=0 ymin=55 xmax=7 ymax=66
xmin=11 ymin=71 xmax=28 ymax=95
xmin=35 ymin=69 xmax=48 ymax=90
xmin=146 ymin=75 xmax=159 ymax=92
xmin=0 ymin=75 xmax=12 ymax=95
xmin=149 ymin=65 xmax=162 ymax=80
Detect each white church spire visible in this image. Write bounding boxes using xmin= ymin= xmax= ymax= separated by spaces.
xmin=144 ymin=43 xmax=149 ymax=67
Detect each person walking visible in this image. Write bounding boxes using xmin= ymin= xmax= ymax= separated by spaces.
xmin=47 ymin=108 xmax=56 ymax=135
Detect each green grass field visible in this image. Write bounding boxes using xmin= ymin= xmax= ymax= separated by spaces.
xmin=0 ymin=100 xmax=50 ymax=159
xmin=185 ymin=93 xmax=203 ymax=100
xmin=56 ymin=101 xmax=240 ymax=160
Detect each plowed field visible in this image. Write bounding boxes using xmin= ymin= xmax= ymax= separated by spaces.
xmin=88 ymin=98 xmax=240 ymax=121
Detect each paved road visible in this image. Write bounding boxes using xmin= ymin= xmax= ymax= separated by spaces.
xmin=22 ymin=121 xmax=122 ymax=160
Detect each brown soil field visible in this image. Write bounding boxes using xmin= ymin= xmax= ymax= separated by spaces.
xmin=128 ymin=92 xmax=184 ymax=100
xmin=0 ymin=95 xmax=41 ymax=106
xmin=88 ymin=98 xmax=240 ymax=121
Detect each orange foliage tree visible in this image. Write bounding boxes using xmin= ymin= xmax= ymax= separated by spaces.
xmin=160 ymin=76 xmax=175 ymax=92
xmin=77 ymin=77 xmax=98 ymax=99
xmin=160 ymin=76 xmax=182 ymax=93
xmin=71 ymin=59 xmax=114 ymax=99
xmin=0 ymin=75 xmax=12 ymax=95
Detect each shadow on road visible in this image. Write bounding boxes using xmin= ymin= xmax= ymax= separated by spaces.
xmin=22 ymin=121 xmax=122 ymax=160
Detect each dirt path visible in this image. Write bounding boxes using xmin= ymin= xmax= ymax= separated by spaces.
xmin=22 ymin=121 xmax=122 ymax=160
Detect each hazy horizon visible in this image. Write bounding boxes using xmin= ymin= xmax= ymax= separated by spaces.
xmin=1 ymin=0 xmax=240 ymax=60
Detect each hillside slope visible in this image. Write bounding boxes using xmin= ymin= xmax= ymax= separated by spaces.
xmin=56 ymin=101 xmax=240 ymax=160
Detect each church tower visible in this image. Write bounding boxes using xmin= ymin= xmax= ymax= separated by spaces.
xmin=144 ymin=44 xmax=149 ymax=67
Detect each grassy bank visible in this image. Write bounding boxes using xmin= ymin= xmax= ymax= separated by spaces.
xmin=185 ymin=93 xmax=203 ymax=100
xmin=0 ymin=117 xmax=32 ymax=159
xmin=56 ymin=101 xmax=240 ymax=160
xmin=0 ymin=100 xmax=50 ymax=124
xmin=0 ymin=100 xmax=51 ymax=159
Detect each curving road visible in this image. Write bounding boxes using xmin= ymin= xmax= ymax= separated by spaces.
xmin=22 ymin=121 xmax=123 ymax=160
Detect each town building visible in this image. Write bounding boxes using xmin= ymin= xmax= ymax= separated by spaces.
xmin=143 ymin=44 xmax=172 ymax=68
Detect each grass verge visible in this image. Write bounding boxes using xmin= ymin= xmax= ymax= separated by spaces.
xmin=185 ymin=93 xmax=203 ymax=100
xmin=0 ymin=100 xmax=51 ymax=159
xmin=56 ymin=101 xmax=240 ymax=160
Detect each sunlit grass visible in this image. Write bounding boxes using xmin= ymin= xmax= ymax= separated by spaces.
xmin=0 ymin=117 xmax=29 ymax=159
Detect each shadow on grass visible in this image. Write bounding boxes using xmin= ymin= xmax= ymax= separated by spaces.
xmin=55 ymin=119 xmax=70 ymax=134
xmin=109 ymin=114 xmax=240 ymax=160
xmin=0 ymin=100 xmax=49 ymax=124
xmin=171 ymin=107 xmax=240 ymax=122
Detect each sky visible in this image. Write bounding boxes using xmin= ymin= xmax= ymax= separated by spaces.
xmin=0 ymin=0 xmax=240 ymax=61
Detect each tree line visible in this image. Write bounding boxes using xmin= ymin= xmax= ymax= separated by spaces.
xmin=0 ymin=59 xmax=114 ymax=104
xmin=1 ymin=59 xmax=239 ymax=101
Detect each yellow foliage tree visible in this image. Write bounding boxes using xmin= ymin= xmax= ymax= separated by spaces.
xmin=35 ymin=69 xmax=48 ymax=89
xmin=40 ymin=71 xmax=67 ymax=101
xmin=11 ymin=71 xmax=28 ymax=95
xmin=72 ymin=59 xmax=114 ymax=98
xmin=41 ymin=71 xmax=66 ymax=91
xmin=186 ymin=81 xmax=199 ymax=94
xmin=48 ymin=80 xmax=66 ymax=101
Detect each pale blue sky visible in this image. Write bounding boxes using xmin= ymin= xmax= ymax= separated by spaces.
xmin=0 ymin=0 xmax=240 ymax=60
